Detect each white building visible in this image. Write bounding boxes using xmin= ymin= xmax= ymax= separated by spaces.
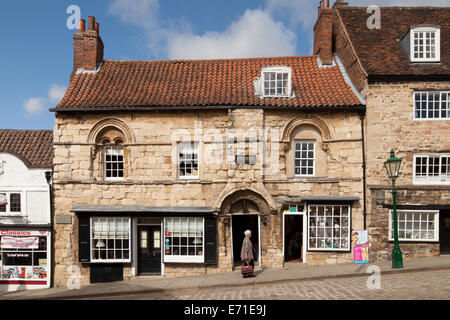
xmin=0 ymin=130 xmax=53 ymax=291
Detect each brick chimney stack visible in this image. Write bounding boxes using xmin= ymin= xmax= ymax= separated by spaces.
xmin=73 ymin=16 xmax=104 ymax=73
xmin=313 ymin=0 xmax=334 ymax=65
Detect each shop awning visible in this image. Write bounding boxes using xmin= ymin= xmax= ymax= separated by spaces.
xmin=274 ymin=195 xmax=360 ymax=203
xmin=72 ymin=204 xmax=217 ymax=216
xmin=300 ymin=196 xmax=360 ymax=202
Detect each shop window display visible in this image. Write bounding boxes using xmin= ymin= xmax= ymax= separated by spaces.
xmin=164 ymin=217 xmax=204 ymax=263
xmin=91 ymin=217 xmax=131 ymax=262
xmin=0 ymin=232 xmax=48 ymax=282
xmin=308 ymin=205 xmax=350 ymax=251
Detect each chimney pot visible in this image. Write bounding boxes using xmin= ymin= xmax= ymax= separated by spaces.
xmin=88 ymin=16 xmax=96 ymax=31
xmin=95 ymin=22 xmax=100 ymax=34
xmin=79 ymin=19 xmax=85 ymax=33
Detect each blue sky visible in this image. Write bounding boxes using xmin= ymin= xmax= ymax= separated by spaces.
xmin=0 ymin=0 xmax=449 ymax=130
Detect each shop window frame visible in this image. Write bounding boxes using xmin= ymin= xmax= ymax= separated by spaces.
xmin=389 ymin=210 xmax=439 ymax=242
xmin=307 ymin=204 xmax=351 ymax=252
xmin=163 ymin=217 xmax=205 ymax=263
xmin=0 ymin=232 xmax=49 ymax=283
xmin=90 ymin=217 xmax=131 ymax=263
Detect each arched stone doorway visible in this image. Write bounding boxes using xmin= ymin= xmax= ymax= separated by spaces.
xmin=219 ymin=190 xmax=271 ymax=269
xmin=230 ymin=199 xmax=260 ymax=267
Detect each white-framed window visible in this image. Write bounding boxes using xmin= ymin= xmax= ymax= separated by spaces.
xmin=163 ymin=217 xmax=204 ymax=263
xmin=294 ymin=141 xmax=315 ymax=177
xmin=104 ymin=146 xmax=124 ymax=180
xmin=414 ymin=91 xmax=449 ymax=120
xmin=410 ymin=26 xmax=440 ymax=62
xmin=0 ymin=192 xmax=22 ymax=214
xmin=90 ymin=217 xmax=131 ymax=263
xmin=389 ymin=210 xmax=439 ymax=242
xmin=178 ymin=142 xmax=199 ymax=180
xmin=261 ymin=66 xmax=292 ymax=98
xmin=307 ymin=205 xmax=350 ymax=251
xmin=413 ymin=154 xmax=450 ymax=185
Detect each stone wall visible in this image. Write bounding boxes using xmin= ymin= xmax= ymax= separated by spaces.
xmin=365 ymin=81 xmax=450 ymax=260
xmin=53 ymin=108 xmax=365 ymax=287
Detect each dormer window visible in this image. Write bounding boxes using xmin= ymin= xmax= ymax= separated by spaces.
xmin=261 ymin=66 xmax=292 ymax=98
xmin=410 ymin=26 xmax=440 ymax=62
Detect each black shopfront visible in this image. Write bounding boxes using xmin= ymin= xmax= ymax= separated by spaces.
xmin=73 ymin=205 xmax=217 ymax=283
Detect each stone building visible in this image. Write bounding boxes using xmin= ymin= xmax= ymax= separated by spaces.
xmin=315 ymin=1 xmax=450 ymax=260
xmin=51 ymin=14 xmax=367 ymax=287
xmin=0 ymin=130 xmax=53 ymax=291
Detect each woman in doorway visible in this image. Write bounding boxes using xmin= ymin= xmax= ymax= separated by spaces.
xmin=241 ymin=230 xmax=255 ymax=277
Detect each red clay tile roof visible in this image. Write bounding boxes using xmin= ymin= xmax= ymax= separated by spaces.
xmin=0 ymin=130 xmax=53 ymax=168
xmin=52 ymin=56 xmax=363 ymax=111
xmin=337 ymin=6 xmax=450 ymax=77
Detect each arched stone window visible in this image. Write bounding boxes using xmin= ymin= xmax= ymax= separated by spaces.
xmin=88 ymin=119 xmax=134 ymax=181
xmin=97 ymin=127 xmax=126 ymax=180
xmin=283 ymin=117 xmax=330 ymax=178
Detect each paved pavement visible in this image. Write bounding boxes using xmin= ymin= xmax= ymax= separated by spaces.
xmin=90 ymin=269 xmax=450 ymax=300
xmin=1 ymin=255 xmax=450 ymax=300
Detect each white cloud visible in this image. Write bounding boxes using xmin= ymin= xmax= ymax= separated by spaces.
xmin=167 ymin=9 xmax=296 ymax=59
xmin=24 ymin=97 xmax=45 ymax=116
xmin=48 ymin=85 xmax=66 ymax=103
xmin=109 ymin=0 xmax=297 ymax=59
xmin=108 ymin=0 xmax=450 ymax=60
xmin=266 ymin=0 xmax=318 ymax=29
xmin=108 ymin=0 xmax=159 ymax=29
xmin=23 ymin=84 xmax=67 ymax=116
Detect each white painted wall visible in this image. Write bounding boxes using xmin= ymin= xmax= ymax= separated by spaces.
xmin=0 ymin=153 xmax=50 ymax=225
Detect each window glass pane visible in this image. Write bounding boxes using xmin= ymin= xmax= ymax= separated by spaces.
xmin=294 ymin=141 xmax=315 ymax=176
xmin=178 ymin=142 xmax=199 ymax=178
xmin=104 ymin=146 xmax=124 ymax=180
xmin=308 ymin=205 xmax=350 ymax=250
xmin=392 ymin=211 xmax=437 ymax=241
xmin=91 ymin=217 xmax=130 ymax=262
xmin=164 ymin=217 xmax=204 ymax=259
xmin=9 ymin=194 xmax=21 ymax=212
xmin=0 ymin=193 xmax=7 ymax=212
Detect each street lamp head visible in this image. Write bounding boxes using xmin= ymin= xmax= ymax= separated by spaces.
xmin=384 ymin=149 xmax=402 ymax=181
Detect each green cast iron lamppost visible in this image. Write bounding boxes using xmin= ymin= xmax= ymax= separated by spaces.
xmin=384 ymin=149 xmax=404 ymax=269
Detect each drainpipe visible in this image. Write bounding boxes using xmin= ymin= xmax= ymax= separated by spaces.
xmin=359 ymin=113 xmax=367 ymax=230
xmin=45 ymin=171 xmax=54 ymax=288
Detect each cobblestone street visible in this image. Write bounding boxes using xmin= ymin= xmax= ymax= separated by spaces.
xmin=92 ymin=269 xmax=450 ymax=300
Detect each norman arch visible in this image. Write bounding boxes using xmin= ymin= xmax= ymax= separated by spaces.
xmin=282 ymin=116 xmax=331 ymax=177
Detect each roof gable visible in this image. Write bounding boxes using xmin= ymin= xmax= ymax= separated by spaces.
xmin=0 ymin=130 xmax=53 ymax=169
xmin=337 ymin=6 xmax=450 ymax=78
